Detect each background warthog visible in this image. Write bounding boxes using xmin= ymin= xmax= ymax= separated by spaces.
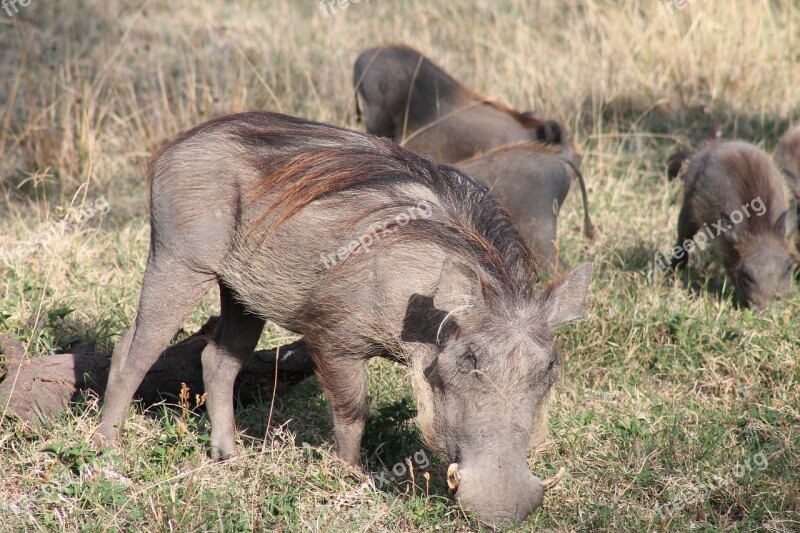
xmin=96 ymin=112 xmax=593 ymax=525
xmin=458 ymin=142 xmax=595 ymax=271
xmin=775 ymin=125 xmax=800 ymax=230
xmin=353 ymin=44 xmax=580 ymax=166
xmin=669 ymin=141 xmax=796 ymax=309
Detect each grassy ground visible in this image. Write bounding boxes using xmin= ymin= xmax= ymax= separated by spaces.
xmin=1 ymin=0 xmax=799 ymax=531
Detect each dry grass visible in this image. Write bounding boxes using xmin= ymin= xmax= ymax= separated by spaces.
xmin=1 ymin=0 xmax=799 ymax=531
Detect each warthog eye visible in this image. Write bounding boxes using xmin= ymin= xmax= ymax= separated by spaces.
xmin=456 ymin=345 xmax=478 ymax=374
xmin=544 ymin=354 xmax=559 ymax=387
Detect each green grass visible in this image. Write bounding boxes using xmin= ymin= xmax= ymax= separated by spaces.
xmin=2 ymin=0 xmax=800 ymax=531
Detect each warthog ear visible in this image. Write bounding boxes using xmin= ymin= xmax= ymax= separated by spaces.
xmin=781 ymin=169 xmax=800 ymax=197
xmin=775 ymin=208 xmax=796 ymax=239
xmin=787 ymin=204 xmax=799 ymax=237
xmin=543 ymin=263 xmax=593 ymax=328
xmin=666 ymin=150 xmax=693 ymax=180
xmin=536 ymin=120 xmax=563 ymax=145
xmin=433 ymin=258 xmax=483 ymax=320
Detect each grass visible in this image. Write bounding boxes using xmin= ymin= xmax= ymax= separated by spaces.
xmin=1 ymin=0 xmax=799 ymax=531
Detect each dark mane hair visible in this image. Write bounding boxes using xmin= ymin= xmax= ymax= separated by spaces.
xmin=177 ymin=111 xmax=538 ymax=299
xmin=724 ymin=144 xmax=786 ymax=233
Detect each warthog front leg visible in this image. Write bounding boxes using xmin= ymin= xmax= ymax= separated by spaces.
xmin=202 ymin=284 xmax=265 ymax=460
xmin=670 ymin=205 xmax=699 ymax=270
xmin=314 ymin=353 xmax=368 ymax=468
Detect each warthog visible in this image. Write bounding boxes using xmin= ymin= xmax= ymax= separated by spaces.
xmin=353 ymin=44 xmax=580 ymax=166
xmin=458 ymin=142 xmax=595 ymax=270
xmin=96 ymin=112 xmax=593 ymax=524
xmin=775 ymin=125 xmax=800 ymax=223
xmin=668 ymin=141 xmax=795 ymax=308
xmin=775 ymin=126 xmax=800 ymax=197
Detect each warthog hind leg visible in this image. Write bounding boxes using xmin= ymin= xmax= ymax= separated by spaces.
xmin=97 ymin=258 xmax=214 ymax=446
xmin=202 ymin=284 xmax=265 ymax=460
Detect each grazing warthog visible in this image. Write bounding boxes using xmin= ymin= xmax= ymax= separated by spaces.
xmin=96 ymin=112 xmax=593 ymax=525
xmin=353 ymin=44 xmax=580 ymax=166
xmin=458 ymin=142 xmax=595 ymax=270
xmin=668 ymin=141 xmax=795 ymax=309
xmin=775 ymin=126 xmax=800 ymax=232
xmin=775 ymin=125 xmax=800 ymax=216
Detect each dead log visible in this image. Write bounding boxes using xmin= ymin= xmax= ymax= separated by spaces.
xmin=0 ymin=317 xmax=316 ymax=426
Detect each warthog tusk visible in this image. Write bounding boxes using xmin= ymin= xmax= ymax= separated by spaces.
xmin=447 ymin=463 xmax=460 ymax=491
xmin=542 ymin=467 xmax=566 ymax=492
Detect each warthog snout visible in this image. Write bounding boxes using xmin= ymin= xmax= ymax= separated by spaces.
xmin=447 ymin=460 xmax=565 ymax=524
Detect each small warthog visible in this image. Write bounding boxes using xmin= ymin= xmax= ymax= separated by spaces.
xmin=353 ymin=44 xmax=580 ymax=166
xmin=775 ymin=126 xmax=800 ymax=233
xmin=96 ymin=112 xmax=593 ymax=525
xmin=775 ymin=125 xmax=800 ymax=216
xmin=668 ymin=141 xmax=795 ymax=308
xmin=458 ymin=142 xmax=595 ymax=270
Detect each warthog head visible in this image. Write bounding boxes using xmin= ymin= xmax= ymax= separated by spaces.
xmin=412 ymin=261 xmax=593 ymax=524
xmin=727 ymin=215 xmax=795 ymax=309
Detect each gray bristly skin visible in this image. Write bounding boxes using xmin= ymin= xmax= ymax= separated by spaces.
xmin=353 ymin=44 xmax=582 ymax=168
xmin=774 ymin=125 xmax=800 ymax=233
xmin=669 ymin=141 xmax=796 ymax=309
xmin=458 ymin=142 xmax=596 ymax=271
xmin=96 ymin=111 xmax=593 ymax=525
